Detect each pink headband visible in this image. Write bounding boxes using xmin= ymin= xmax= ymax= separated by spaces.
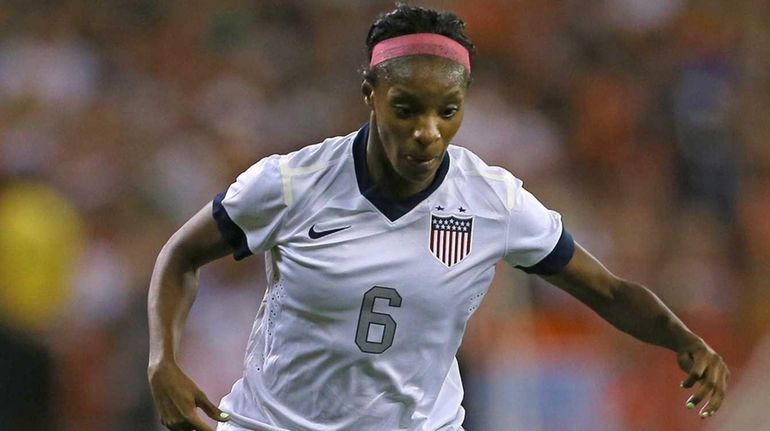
xmin=370 ymin=33 xmax=471 ymax=73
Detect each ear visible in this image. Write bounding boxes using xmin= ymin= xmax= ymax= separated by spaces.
xmin=361 ymin=80 xmax=374 ymax=108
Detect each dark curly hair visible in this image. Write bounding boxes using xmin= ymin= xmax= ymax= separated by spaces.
xmin=363 ymin=5 xmax=475 ymax=85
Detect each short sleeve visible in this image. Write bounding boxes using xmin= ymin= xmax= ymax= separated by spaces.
xmin=212 ymin=154 xmax=287 ymax=260
xmin=503 ymin=187 xmax=574 ymax=275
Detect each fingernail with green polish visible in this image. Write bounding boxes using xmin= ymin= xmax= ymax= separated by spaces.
xmin=220 ymin=412 xmax=230 ymax=420
xmin=687 ymin=402 xmax=695 ymax=410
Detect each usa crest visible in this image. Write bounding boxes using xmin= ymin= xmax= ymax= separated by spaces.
xmin=429 ymin=214 xmax=473 ymax=267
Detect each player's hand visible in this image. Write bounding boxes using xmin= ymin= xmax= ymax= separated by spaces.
xmin=148 ymin=359 xmax=231 ymax=431
xmin=676 ymin=339 xmax=729 ymax=419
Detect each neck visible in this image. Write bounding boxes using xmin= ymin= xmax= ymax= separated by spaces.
xmin=366 ymin=119 xmax=433 ymax=200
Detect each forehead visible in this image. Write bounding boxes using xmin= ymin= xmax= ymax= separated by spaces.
xmin=375 ymin=56 xmax=468 ymax=98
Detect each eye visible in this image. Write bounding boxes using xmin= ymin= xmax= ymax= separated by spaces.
xmin=441 ymin=106 xmax=459 ymax=119
xmin=393 ymin=105 xmax=415 ymax=119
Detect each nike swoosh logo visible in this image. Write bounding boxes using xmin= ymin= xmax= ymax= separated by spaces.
xmin=308 ymin=224 xmax=351 ymax=239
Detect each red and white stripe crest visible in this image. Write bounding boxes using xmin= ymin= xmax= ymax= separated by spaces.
xmin=429 ymin=214 xmax=473 ymax=267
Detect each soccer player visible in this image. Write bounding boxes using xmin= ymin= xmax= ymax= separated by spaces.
xmin=148 ymin=5 xmax=729 ymax=431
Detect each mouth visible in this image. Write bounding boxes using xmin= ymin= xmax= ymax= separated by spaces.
xmin=404 ymin=154 xmax=438 ymax=168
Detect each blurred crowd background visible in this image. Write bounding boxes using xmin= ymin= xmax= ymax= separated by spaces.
xmin=1 ymin=1 xmax=768 ymax=430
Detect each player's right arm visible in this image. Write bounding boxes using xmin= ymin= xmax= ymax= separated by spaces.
xmin=147 ymin=203 xmax=233 ymax=431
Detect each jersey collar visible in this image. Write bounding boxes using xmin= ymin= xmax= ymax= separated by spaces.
xmin=352 ymin=123 xmax=450 ymax=222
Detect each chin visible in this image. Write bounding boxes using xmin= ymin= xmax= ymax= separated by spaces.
xmin=400 ymin=166 xmax=436 ymax=184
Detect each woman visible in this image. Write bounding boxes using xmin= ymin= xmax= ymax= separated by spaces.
xmin=148 ymin=6 xmax=728 ymax=431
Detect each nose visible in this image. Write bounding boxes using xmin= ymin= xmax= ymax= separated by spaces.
xmin=413 ymin=115 xmax=441 ymax=147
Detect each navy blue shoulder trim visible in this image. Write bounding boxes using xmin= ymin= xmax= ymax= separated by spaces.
xmin=212 ymin=192 xmax=253 ymax=261
xmin=517 ymin=228 xmax=575 ymax=275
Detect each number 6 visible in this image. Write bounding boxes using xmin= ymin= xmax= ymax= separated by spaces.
xmin=355 ymin=286 xmax=402 ymax=354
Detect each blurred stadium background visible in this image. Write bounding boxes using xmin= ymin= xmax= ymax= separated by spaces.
xmin=1 ymin=1 xmax=768 ymax=430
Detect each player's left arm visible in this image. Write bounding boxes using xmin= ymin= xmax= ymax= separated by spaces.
xmin=542 ymin=241 xmax=729 ymax=418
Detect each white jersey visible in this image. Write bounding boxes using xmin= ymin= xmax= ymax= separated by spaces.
xmin=212 ymin=124 xmax=574 ymax=431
